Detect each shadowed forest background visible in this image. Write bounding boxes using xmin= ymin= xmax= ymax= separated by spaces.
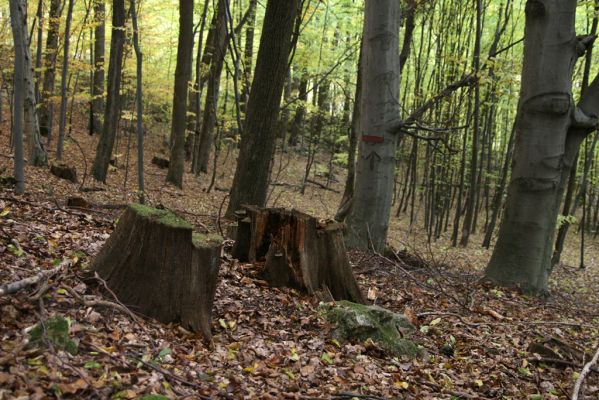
xmin=1 ymin=0 xmax=599 ymax=399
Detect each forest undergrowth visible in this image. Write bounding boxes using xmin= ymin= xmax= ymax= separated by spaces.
xmin=1 ymin=121 xmax=599 ymax=399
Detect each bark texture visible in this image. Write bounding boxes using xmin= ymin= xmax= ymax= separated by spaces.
xmin=166 ymin=0 xmax=195 ymax=188
xmin=226 ymin=0 xmax=299 ymax=216
xmin=196 ymin=0 xmax=227 ymax=173
xmin=39 ymin=0 xmax=63 ymax=141
xmin=92 ymin=0 xmax=126 ymax=183
xmin=90 ymin=0 xmax=106 ymax=135
xmin=92 ymin=205 xmax=223 ymax=339
xmin=234 ymin=206 xmax=365 ymax=303
xmin=346 ymin=1 xmax=401 ymax=251
xmin=485 ymin=0 xmax=599 ymax=294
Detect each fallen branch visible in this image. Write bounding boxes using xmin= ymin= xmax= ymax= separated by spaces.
xmin=572 ymin=345 xmax=599 ymax=400
xmin=0 ymin=261 xmax=69 ymax=296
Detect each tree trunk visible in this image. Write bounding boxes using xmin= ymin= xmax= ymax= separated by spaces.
xmin=234 ymin=206 xmax=364 ymax=303
xmin=39 ymin=0 xmax=63 ymax=142
xmin=226 ymin=0 xmax=299 ymax=216
xmin=485 ymin=0 xmax=599 ymax=294
xmin=241 ymin=0 xmax=257 ymax=116
xmin=90 ymin=0 xmax=106 ymax=135
xmin=9 ymin=0 xmax=26 ymax=193
xmin=345 ymin=1 xmax=401 ymax=251
xmin=166 ymin=0 xmax=195 ymax=188
xmin=92 ymin=205 xmax=223 ymax=340
xmin=336 ymin=44 xmax=363 ymax=221
xmin=287 ymin=73 xmax=308 ymax=147
xmin=56 ymin=0 xmax=75 ymax=161
xmin=196 ymin=0 xmax=227 ymax=174
xmin=130 ymin=0 xmax=145 ymax=204
xmin=91 ymin=0 xmax=126 ymax=183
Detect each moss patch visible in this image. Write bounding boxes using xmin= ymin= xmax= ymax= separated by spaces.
xmin=320 ymin=301 xmax=420 ymax=358
xmin=28 ymin=315 xmax=78 ymax=355
xmin=193 ymin=232 xmax=224 ymax=248
xmin=129 ymin=204 xmax=192 ymax=230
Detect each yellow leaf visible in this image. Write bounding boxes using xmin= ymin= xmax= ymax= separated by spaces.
xmin=475 ymin=379 xmax=483 ymax=387
xmin=394 ymin=381 xmax=409 ymax=389
xmin=430 ymin=318 xmax=442 ymax=326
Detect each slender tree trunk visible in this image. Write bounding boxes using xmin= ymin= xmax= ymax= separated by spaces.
xmin=226 ymin=0 xmax=300 ymax=216
xmin=90 ymin=0 xmax=106 ymax=135
xmin=336 ymin=44 xmax=362 ymax=221
xmin=34 ymin=0 xmax=43 ymax=103
xmin=241 ymin=0 xmax=257 ymax=116
xmin=196 ymin=0 xmax=227 ymax=174
xmin=9 ymin=0 xmax=26 ymax=193
xmin=39 ymin=0 xmax=63 ymax=142
xmin=345 ymin=1 xmax=401 ymax=251
xmin=166 ymin=0 xmax=195 ymax=188
xmin=91 ymin=0 xmax=126 ymax=182
xmin=56 ymin=0 xmax=75 ymax=161
xmin=130 ymin=0 xmax=144 ymax=203
xmin=486 ymin=0 xmax=599 ymax=294
xmin=288 ymin=73 xmax=308 ymax=147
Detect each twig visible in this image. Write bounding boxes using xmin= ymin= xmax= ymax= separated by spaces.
xmin=0 ymin=261 xmax=69 ymax=296
xmin=572 ymin=345 xmax=599 ymax=400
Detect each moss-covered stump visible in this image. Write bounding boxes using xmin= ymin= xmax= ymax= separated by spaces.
xmin=234 ymin=206 xmax=364 ymax=303
xmin=320 ymin=301 xmax=420 ymax=357
xmin=91 ymin=204 xmax=223 ymax=339
xmin=28 ymin=315 xmax=78 ymax=355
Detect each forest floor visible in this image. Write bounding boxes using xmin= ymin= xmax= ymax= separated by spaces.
xmin=1 ymin=118 xmax=599 ymax=399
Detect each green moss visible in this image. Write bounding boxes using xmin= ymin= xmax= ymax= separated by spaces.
xmin=320 ymin=301 xmax=420 ymax=358
xmin=129 ymin=204 xmax=192 ymax=230
xmin=192 ymin=232 xmax=224 ymax=248
xmin=28 ymin=315 xmax=78 ymax=355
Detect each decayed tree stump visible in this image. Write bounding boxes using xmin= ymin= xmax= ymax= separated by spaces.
xmin=91 ymin=204 xmax=223 ymax=339
xmin=50 ymin=162 xmax=78 ymax=183
xmin=234 ymin=206 xmax=365 ymax=303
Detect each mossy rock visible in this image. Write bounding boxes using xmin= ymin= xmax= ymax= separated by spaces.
xmin=320 ymin=301 xmax=420 ymax=357
xmin=28 ymin=315 xmax=78 ymax=355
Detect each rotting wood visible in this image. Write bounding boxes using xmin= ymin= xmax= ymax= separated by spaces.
xmin=235 ymin=205 xmax=364 ymax=303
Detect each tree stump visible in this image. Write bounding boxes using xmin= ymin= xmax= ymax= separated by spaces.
xmin=235 ymin=206 xmax=365 ymax=303
xmin=91 ymin=204 xmax=223 ymax=339
xmin=152 ymin=156 xmax=170 ymax=169
xmin=50 ymin=162 xmax=77 ymax=183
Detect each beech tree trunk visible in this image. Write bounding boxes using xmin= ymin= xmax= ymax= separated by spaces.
xmin=485 ymin=0 xmax=599 ymax=294
xmin=92 ymin=205 xmax=223 ymax=339
xmin=39 ymin=0 xmax=63 ymax=141
xmin=196 ymin=0 xmax=227 ymax=174
xmin=234 ymin=206 xmax=364 ymax=303
xmin=166 ymin=0 xmax=194 ymax=188
xmin=56 ymin=0 xmax=75 ymax=161
xmin=9 ymin=0 xmax=26 ymax=193
xmin=91 ymin=0 xmax=126 ymax=183
xmin=226 ymin=0 xmax=299 ymax=216
xmin=345 ymin=1 xmax=401 ymax=251
xmin=90 ymin=0 xmax=106 ymax=135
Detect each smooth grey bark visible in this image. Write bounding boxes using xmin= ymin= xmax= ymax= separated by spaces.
xmin=12 ymin=0 xmax=47 ymax=167
xmin=39 ymin=0 xmax=63 ymax=141
xmin=485 ymin=0 xmax=599 ymax=294
xmin=9 ymin=0 xmax=26 ymax=193
xmin=56 ymin=0 xmax=75 ymax=161
xmin=196 ymin=0 xmax=227 ymax=174
xmin=90 ymin=0 xmax=106 ymax=135
xmin=241 ymin=0 xmax=258 ymax=115
xmin=166 ymin=0 xmax=194 ymax=188
xmin=345 ymin=0 xmax=401 ymax=251
xmin=225 ymin=0 xmax=299 ymax=216
xmin=91 ymin=0 xmax=126 ymax=182
xmin=34 ymin=0 xmax=43 ymax=102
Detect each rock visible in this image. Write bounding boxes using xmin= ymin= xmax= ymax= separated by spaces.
xmin=320 ymin=301 xmax=420 ymax=357
xmin=152 ymin=156 xmax=170 ymax=169
xmin=28 ymin=315 xmax=78 ymax=355
xmin=50 ymin=162 xmax=78 ymax=183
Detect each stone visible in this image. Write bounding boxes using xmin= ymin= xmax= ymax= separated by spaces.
xmin=320 ymin=300 xmax=420 ymax=357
